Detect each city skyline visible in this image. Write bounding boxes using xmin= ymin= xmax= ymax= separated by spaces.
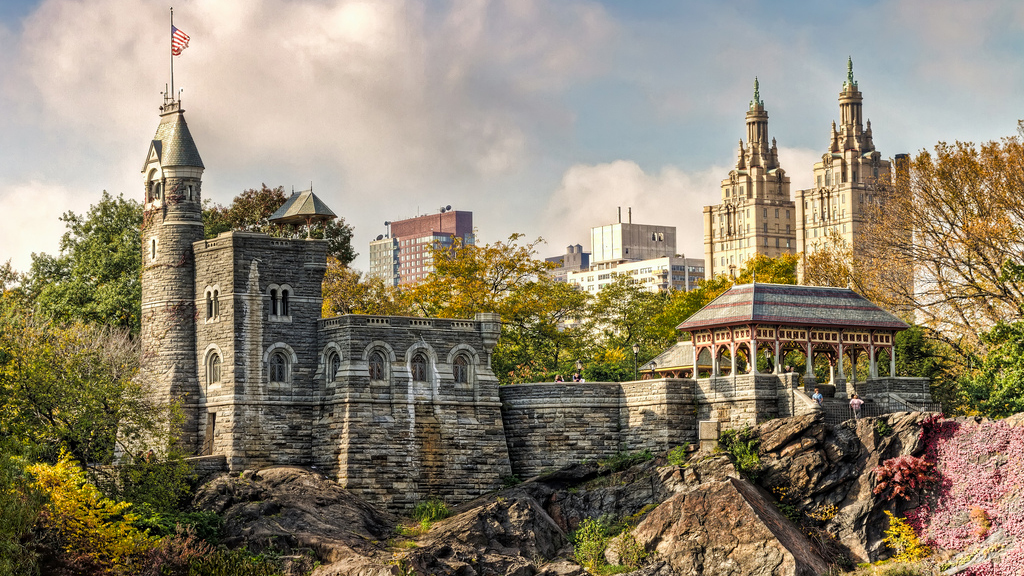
xmin=2 ymin=0 xmax=1023 ymax=273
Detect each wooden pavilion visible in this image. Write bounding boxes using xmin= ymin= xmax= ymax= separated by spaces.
xmin=669 ymin=283 xmax=908 ymax=390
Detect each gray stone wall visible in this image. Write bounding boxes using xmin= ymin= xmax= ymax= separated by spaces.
xmin=621 ymin=379 xmax=697 ymax=452
xmin=499 ymin=383 xmax=624 ymax=478
xmin=852 ymin=377 xmax=933 ymax=406
xmin=500 ymin=375 xmax=804 ymax=478
xmin=693 ymin=374 xmax=782 ymax=428
xmin=193 ymin=232 xmax=327 ymax=470
xmin=315 ymin=313 xmax=511 ymax=511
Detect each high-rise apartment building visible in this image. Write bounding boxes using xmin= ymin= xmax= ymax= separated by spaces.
xmin=367 ymin=210 xmax=474 ymax=286
xmin=703 ymin=61 xmax=899 ymax=281
xmin=591 ymin=208 xmax=676 ymax=263
xmin=794 ymin=59 xmax=892 ymax=278
xmin=567 ymin=256 xmax=704 ymax=293
xmin=703 ymin=78 xmax=796 ymax=278
xmin=368 ymin=236 xmax=399 ymax=286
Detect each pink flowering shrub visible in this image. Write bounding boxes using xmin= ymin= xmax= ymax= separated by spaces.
xmin=873 ymin=455 xmax=938 ymax=501
xmin=905 ymin=418 xmax=1024 ymax=576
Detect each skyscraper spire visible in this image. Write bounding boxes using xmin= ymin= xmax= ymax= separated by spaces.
xmin=844 ymin=57 xmax=857 ymax=90
xmin=750 ymin=77 xmax=763 ymax=109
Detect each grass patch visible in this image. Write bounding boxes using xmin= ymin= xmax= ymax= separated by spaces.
xmin=412 ymin=497 xmax=451 ymax=523
xmin=599 ymin=449 xmax=654 ymax=473
xmin=667 ymin=443 xmax=690 ymax=466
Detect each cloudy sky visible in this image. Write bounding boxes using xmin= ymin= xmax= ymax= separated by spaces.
xmin=1 ymin=0 xmax=1022 ymax=273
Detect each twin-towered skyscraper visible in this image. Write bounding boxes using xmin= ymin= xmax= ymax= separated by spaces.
xmin=703 ymin=59 xmax=902 ymax=280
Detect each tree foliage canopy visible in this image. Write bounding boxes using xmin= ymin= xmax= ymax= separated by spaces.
xmin=27 ymin=191 xmax=143 ymax=334
xmin=861 ymin=126 xmax=1024 ymax=350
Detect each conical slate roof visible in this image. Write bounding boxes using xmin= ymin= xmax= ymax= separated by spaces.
xmin=269 ymin=189 xmax=337 ymax=226
xmin=150 ymin=108 xmax=204 ymax=168
xmin=677 ymin=283 xmax=908 ymax=331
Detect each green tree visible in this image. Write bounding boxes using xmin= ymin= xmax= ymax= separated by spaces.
xmin=960 ymin=321 xmax=1024 ymax=418
xmin=27 ymin=192 xmax=143 ymax=334
xmin=204 ymin=184 xmax=357 ymax=265
xmin=0 ymin=313 xmax=163 ymax=465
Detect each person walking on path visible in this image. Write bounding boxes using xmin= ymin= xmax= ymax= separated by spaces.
xmin=850 ymin=393 xmax=864 ymax=419
xmin=812 ymin=387 xmax=824 ymax=407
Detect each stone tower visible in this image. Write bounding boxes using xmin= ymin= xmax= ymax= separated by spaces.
xmin=795 ymin=58 xmax=892 ymax=281
xmin=703 ymin=78 xmax=796 ymax=278
xmin=140 ymin=97 xmax=205 ymax=452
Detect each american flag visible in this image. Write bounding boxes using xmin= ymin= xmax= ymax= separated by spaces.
xmin=171 ymin=25 xmax=190 ymax=56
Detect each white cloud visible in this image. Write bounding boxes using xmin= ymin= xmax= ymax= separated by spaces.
xmin=0 ymin=180 xmax=92 ymax=271
xmin=541 ymin=160 xmax=725 ymax=259
xmin=12 ymin=0 xmax=614 ymax=189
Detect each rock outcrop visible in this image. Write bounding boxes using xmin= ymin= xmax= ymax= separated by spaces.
xmin=632 ymin=477 xmax=830 ymax=576
xmin=189 ymin=412 xmax=945 ymax=575
xmin=753 ymin=411 xmax=931 ymax=562
xmin=193 ymin=467 xmax=396 ymax=575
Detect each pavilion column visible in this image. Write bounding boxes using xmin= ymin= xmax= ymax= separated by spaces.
xmin=890 ymin=344 xmax=896 ymax=378
xmin=730 ymin=343 xmax=737 ymax=377
xmin=750 ymin=338 xmax=759 ymax=375
xmin=693 ymin=345 xmax=699 ymax=379
xmin=805 ymin=340 xmax=815 ymax=381
xmin=837 ymin=343 xmax=845 ymax=379
xmin=712 ymin=347 xmax=720 ymax=377
xmin=836 ymin=342 xmax=847 ymax=398
xmin=773 ymin=341 xmax=781 ymax=375
xmin=869 ymin=345 xmax=877 ymax=379
xmin=851 ymin=350 xmax=857 ymax=384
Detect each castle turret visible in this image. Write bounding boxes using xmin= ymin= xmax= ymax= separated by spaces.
xmin=140 ymin=97 xmax=205 ymax=452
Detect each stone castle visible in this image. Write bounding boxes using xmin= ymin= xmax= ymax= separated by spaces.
xmin=141 ymin=92 xmax=932 ymax=512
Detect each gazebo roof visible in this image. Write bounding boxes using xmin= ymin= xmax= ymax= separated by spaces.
xmin=677 ymin=283 xmax=908 ymax=332
xmin=269 ymin=189 xmax=337 ymax=226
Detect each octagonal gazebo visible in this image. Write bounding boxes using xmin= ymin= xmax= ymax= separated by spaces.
xmin=677 ymin=283 xmax=908 ymax=395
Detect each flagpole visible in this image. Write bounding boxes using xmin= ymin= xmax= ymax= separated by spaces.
xmin=170 ymin=7 xmax=175 ymax=104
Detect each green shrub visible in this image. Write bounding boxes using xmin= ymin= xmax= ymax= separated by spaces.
xmin=719 ymin=428 xmax=761 ymax=478
xmin=600 ymin=449 xmax=654 ymax=473
xmin=613 ymin=530 xmax=648 ymax=569
xmin=0 ymin=441 xmax=43 ymax=576
xmin=875 ymin=419 xmax=893 ymax=437
xmin=500 ymin=474 xmax=521 ymax=488
xmin=412 ymin=497 xmax=451 ymax=523
xmin=667 ymin=444 xmax=689 ymax=466
xmin=115 ymin=451 xmax=197 ymax=513
xmin=134 ymin=507 xmax=223 ymax=543
xmin=572 ymin=517 xmax=608 ymax=571
xmin=184 ymin=547 xmax=285 ymax=576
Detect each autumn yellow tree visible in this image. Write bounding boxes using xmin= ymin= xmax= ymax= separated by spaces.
xmin=321 ymin=258 xmax=412 ymax=317
xmin=860 ymin=124 xmax=1024 ymax=353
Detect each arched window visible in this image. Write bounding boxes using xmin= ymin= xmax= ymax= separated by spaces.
xmin=154 ymin=182 xmax=162 ymax=200
xmin=269 ymin=352 xmax=288 ymax=383
xmin=187 ymin=184 xmax=194 ymax=201
xmin=270 ymin=289 xmax=278 ymax=316
xmin=327 ymin=351 xmax=341 ymax=382
xmin=453 ymin=355 xmax=469 ymax=384
xmin=281 ymin=289 xmax=290 ymax=316
xmin=368 ymin=351 xmax=386 ymax=381
xmin=150 ymin=239 xmax=157 ymax=260
xmin=411 ymin=353 xmax=428 ymax=382
xmin=206 ymin=292 xmax=214 ymax=319
xmin=207 ymin=352 xmax=221 ymax=384
xmin=212 ymin=290 xmax=220 ymax=317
